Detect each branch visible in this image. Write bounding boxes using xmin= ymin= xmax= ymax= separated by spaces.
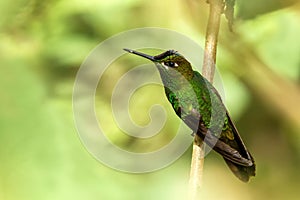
xmin=202 ymin=0 xmax=224 ymax=81
xmin=188 ymin=0 xmax=224 ymax=199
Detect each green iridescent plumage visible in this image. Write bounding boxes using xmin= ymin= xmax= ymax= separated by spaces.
xmin=124 ymin=48 xmax=255 ymax=182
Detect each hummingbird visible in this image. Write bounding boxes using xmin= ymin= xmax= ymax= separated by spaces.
xmin=123 ymin=48 xmax=255 ymax=182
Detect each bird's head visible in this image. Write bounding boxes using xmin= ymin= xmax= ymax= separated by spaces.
xmin=124 ymin=48 xmax=194 ymax=81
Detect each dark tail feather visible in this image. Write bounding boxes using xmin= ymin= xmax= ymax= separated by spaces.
xmin=205 ymin=132 xmax=256 ymax=182
xmin=224 ymin=155 xmax=256 ymax=182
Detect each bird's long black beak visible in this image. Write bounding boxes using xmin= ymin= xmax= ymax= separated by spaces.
xmin=123 ymin=48 xmax=156 ymax=61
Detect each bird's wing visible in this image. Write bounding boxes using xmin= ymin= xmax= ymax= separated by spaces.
xmin=180 ymin=71 xmax=255 ymax=181
xmin=183 ymin=109 xmax=253 ymax=166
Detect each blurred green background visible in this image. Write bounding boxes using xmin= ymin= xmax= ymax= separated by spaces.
xmin=1 ymin=0 xmax=300 ymax=199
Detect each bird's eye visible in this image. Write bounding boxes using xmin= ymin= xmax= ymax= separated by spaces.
xmin=163 ymin=61 xmax=178 ymax=67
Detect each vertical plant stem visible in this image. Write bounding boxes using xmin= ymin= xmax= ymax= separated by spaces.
xmin=188 ymin=0 xmax=224 ymax=199
xmin=188 ymin=134 xmax=205 ymax=199
xmin=202 ymin=0 xmax=223 ymax=81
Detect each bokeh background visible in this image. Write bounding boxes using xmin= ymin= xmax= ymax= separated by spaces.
xmin=1 ymin=0 xmax=300 ymax=200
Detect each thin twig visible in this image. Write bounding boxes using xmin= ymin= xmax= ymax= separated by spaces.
xmin=188 ymin=0 xmax=224 ymax=199
xmin=188 ymin=135 xmax=205 ymax=199
xmin=202 ymin=0 xmax=224 ymax=81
